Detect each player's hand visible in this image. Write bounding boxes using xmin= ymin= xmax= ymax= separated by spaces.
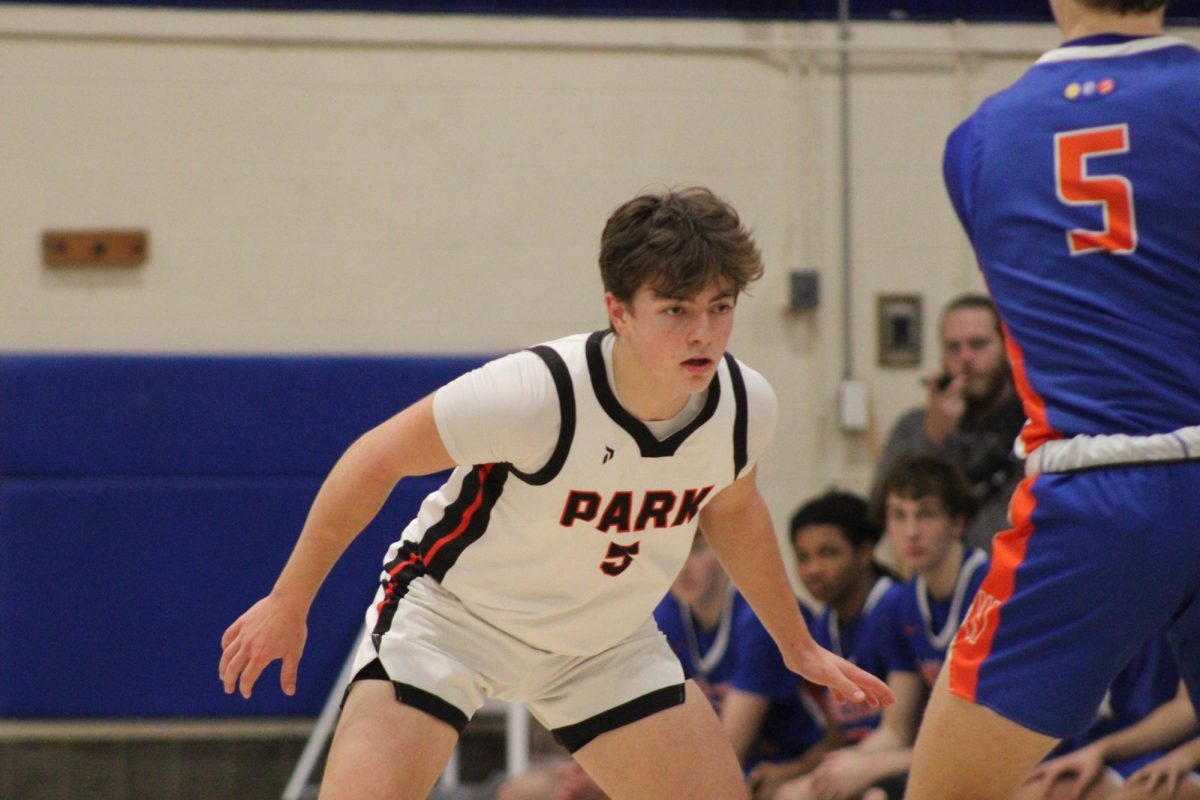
xmin=1118 ymin=749 xmax=1197 ymax=800
xmin=923 ymin=372 xmax=966 ymax=446
xmin=219 ymin=593 xmax=307 ymax=699
xmin=747 ymin=759 xmax=793 ymax=800
xmin=809 ymin=750 xmax=876 ymax=800
xmin=783 ymin=643 xmax=894 ymax=708
xmin=1022 ymin=744 xmax=1104 ymax=800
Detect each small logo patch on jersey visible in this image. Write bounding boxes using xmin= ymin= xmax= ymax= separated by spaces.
xmin=961 ymin=590 xmax=1002 ymax=646
xmin=1064 ymin=78 xmax=1116 ymax=101
xmin=602 ymin=446 xmax=614 ymax=464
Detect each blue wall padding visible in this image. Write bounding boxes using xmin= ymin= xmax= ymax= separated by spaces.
xmin=0 ymin=354 xmax=482 ymax=477
xmin=0 ymin=353 xmax=491 ymax=717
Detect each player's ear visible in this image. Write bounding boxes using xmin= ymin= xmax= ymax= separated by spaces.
xmin=605 ymin=292 xmax=631 ymax=335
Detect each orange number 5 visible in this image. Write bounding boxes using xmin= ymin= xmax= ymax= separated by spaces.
xmin=1054 ymin=124 xmax=1137 ymax=255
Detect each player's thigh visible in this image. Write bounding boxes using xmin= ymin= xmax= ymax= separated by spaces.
xmin=572 ymin=680 xmax=748 ymax=800
xmin=319 ymin=680 xmax=459 ymax=800
xmin=906 ymin=667 xmax=1057 ymax=800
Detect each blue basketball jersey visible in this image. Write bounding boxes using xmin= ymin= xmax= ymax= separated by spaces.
xmin=882 ymin=549 xmax=989 ymax=688
xmin=944 ymin=35 xmax=1200 ymax=451
xmin=654 ymin=590 xmax=825 ymax=767
xmin=810 ymin=574 xmax=899 ymax=742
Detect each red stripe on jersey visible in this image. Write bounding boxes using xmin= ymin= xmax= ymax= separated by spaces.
xmin=1003 ymin=323 xmax=1062 ymax=455
xmin=423 ymin=463 xmax=495 ymax=565
xmin=948 ymin=476 xmax=1037 ymax=702
xmin=375 ymin=463 xmax=496 ymax=614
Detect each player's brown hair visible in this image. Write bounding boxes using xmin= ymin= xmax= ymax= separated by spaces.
xmin=1077 ymin=0 xmax=1168 ymax=12
xmin=870 ymin=454 xmax=978 ymax=528
xmin=598 ymin=187 xmax=764 ymax=304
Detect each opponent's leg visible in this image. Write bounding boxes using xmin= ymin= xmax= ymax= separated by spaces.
xmin=318 ymin=681 xmax=460 ymax=800
xmin=905 ymin=668 xmax=1056 ymax=800
xmin=572 ymin=681 xmax=748 ymax=800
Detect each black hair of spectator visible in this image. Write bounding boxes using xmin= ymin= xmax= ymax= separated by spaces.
xmin=790 ymin=490 xmax=882 ymax=549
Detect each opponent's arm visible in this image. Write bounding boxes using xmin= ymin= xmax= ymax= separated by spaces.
xmin=219 ymin=394 xmax=456 ymax=698
xmin=699 ymin=470 xmax=894 ymax=709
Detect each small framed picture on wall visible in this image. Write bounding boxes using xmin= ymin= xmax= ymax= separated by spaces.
xmin=877 ymin=294 xmax=922 ymax=367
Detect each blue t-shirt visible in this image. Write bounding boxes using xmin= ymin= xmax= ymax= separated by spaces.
xmin=810 ymin=573 xmax=899 ymax=742
xmin=881 ymin=549 xmax=990 ymax=688
xmin=655 ymin=588 xmax=825 ymax=767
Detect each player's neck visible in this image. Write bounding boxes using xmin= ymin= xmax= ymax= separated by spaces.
xmin=833 ymin=571 xmax=875 ymax=623
xmin=919 ymin=541 xmax=965 ymax=601
xmin=1058 ymin=9 xmax=1164 ymax=41
xmin=690 ymin=581 xmax=729 ymax=631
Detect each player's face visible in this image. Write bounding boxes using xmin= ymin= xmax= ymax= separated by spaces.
xmin=941 ymin=308 xmax=1007 ymax=403
xmin=792 ymin=523 xmax=872 ymax=608
xmin=607 ymin=280 xmax=737 ymax=416
xmin=671 ymin=537 xmax=725 ymax=607
xmin=884 ymin=494 xmax=964 ymax=576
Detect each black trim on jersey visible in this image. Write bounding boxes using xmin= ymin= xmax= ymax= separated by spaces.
xmin=423 ymin=463 xmax=510 ymax=583
xmin=510 ymin=345 xmax=575 ymax=485
xmin=585 ymin=329 xmax=720 ymax=458
xmin=343 ymin=658 xmax=470 ymax=733
xmin=551 ymin=683 xmax=686 ymax=753
xmin=372 ymin=540 xmax=426 ymax=638
xmin=372 ymin=463 xmax=509 ymax=637
xmin=723 ymin=352 xmax=749 ymax=479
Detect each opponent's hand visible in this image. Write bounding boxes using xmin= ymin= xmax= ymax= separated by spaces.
xmin=1118 ymin=748 xmax=1198 ymax=800
xmin=783 ymin=643 xmax=894 ymax=708
xmin=1022 ymin=744 xmax=1104 ymax=800
xmin=219 ymin=594 xmax=307 ymax=699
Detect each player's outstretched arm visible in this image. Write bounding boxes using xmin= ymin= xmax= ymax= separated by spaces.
xmin=218 ymin=393 xmax=457 ymax=699
xmin=699 ymin=469 xmax=895 ymax=709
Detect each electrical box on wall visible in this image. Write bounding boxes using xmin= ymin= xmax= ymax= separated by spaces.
xmin=788 ymin=269 xmax=820 ymax=311
xmin=838 ymin=379 xmax=870 ymax=433
xmin=43 ymin=229 xmax=149 ymax=267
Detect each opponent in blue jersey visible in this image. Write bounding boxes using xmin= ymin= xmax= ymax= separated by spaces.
xmin=745 ymin=491 xmax=900 ymax=799
xmin=778 ymin=456 xmax=984 ymax=800
xmin=909 ymin=3 xmax=1200 ymax=799
xmin=793 ymin=491 xmax=898 ymax=745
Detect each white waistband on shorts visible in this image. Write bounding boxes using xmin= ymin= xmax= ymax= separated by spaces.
xmin=1026 ymin=424 xmax=1200 ymax=476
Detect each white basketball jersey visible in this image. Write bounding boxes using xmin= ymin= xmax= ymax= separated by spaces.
xmin=372 ymin=330 xmax=767 ymax=656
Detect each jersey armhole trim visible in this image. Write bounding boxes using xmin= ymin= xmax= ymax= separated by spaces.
xmin=724 ymin=352 xmax=749 ymax=479
xmin=510 ymin=344 xmax=575 ymax=485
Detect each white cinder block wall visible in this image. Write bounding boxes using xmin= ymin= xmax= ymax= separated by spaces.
xmin=3 ymin=6 xmax=1193 ymax=573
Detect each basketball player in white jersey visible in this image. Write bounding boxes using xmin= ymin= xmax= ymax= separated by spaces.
xmin=219 ymin=187 xmax=892 ymax=800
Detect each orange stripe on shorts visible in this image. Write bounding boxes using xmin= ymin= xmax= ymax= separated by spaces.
xmin=949 ymin=476 xmax=1038 ymax=702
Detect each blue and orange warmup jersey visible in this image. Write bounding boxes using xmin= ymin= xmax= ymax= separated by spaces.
xmin=944 ymin=35 xmax=1200 ymax=448
xmin=882 ymin=549 xmax=988 ymax=689
xmin=810 ymin=574 xmax=898 ymax=742
xmin=655 ymin=590 xmax=825 ymax=768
